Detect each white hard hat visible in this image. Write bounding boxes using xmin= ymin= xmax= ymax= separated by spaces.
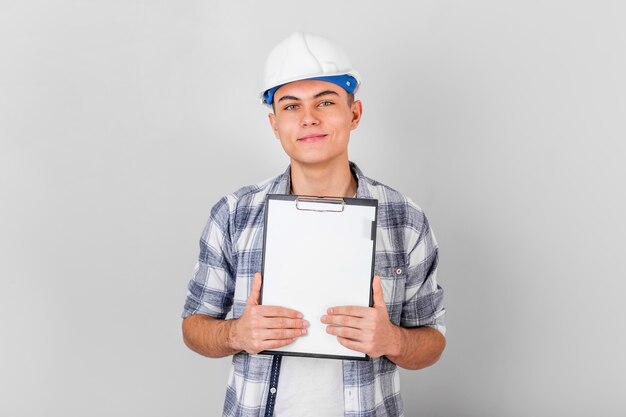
xmin=260 ymin=32 xmax=362 ymax=106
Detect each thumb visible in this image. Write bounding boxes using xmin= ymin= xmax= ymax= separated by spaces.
xmin=247 ymin=272 xmax=262 ymax=306
xmin=372 ymin=276 xmax=386 ymax=309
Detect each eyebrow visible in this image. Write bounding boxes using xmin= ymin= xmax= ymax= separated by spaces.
xmin=313 ymin=90 xmax=339 ymax=99
xmin=276 ymin=90 xmax=340 ymax=103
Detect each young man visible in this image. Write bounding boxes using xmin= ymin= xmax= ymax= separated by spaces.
xmin=182 ymin=32 xmax=446 ymax=417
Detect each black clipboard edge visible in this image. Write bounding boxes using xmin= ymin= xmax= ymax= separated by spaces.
xmin=258 ymin=349 xmax=369 ymax=361
xmin=259 ymin=193 xmax=379 ymax=361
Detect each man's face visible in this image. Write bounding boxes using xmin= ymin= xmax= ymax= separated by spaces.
xmin=268 ymin=79 xmax=362 ymax=169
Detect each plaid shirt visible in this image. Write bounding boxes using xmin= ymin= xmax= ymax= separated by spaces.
xmin=182 ymin=162 xmax=445 ymax=417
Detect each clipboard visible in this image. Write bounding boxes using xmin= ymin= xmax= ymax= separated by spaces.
xmin=259 ymin=194 xmax=378 ymax=360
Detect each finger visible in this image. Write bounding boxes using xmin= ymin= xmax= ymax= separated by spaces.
xmin=326 ymin=325 xmax=362 ymax=340
xmin=320 ymin=314 xmax=361 ymax=329
xmin=372 ymin=276 xmax=386 ymax=308
xmin=247 ymin=273 xmax=262 ymax=306
xmin=263 ymin=317 xmax=309 ymax=329
xmin=327 ymin=305 xmax=369 ymax=318
xmin=258 ymin=327 xmax=308 ymax=340
xmin=257 ymin=338 xmax=298 ymax=352
xmin=336 ymin=337 xmax=366 ymax=354
xmin=258 ymin=305 xmax=303 ymax=319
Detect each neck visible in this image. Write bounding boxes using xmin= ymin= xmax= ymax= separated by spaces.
xmin=290 ymin=160 xmax=356 ymax=197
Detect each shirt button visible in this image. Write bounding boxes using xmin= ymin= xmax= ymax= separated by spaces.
xmin=395 ymin=268 xmax=402 ymax=275
xmin=270 ymin=387 xmax=277 ymax=395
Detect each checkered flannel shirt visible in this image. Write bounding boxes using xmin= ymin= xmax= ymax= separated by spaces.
xmin=182 ymin=162 xmax=446 ymax=417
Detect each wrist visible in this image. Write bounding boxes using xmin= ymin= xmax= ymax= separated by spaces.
xmin=387 ymin=324 xmax=404 ymax=358
xmin=226 ymin=319 xmax=241 ymax=352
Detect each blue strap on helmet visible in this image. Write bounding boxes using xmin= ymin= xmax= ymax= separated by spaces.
xmin=263 ymin=74 xmax=358 ymax=105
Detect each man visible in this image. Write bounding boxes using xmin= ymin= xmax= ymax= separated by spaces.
xmin=182 ymin=32 xmax=446 ymax=417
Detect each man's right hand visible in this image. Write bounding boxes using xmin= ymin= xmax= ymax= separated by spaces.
xmin=229 ymin=272 xmax=308 ymax=355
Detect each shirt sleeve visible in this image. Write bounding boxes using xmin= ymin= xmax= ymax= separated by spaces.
xmin=182 ymin=196 xmax=236 ymax=320
xmin=401 ymin=207 xmax=446 ymax=335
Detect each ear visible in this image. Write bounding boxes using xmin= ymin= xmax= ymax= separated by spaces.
xmin=268 ymin=112 xmax=280 ymax=139
xmin=350 ymin=100 xmax=363 ymax=130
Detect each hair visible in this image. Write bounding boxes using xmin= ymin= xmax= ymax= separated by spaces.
xmin=271 ymin=93 xmax=355 ymax=114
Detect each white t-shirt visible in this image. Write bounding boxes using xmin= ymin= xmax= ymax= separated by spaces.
xmin=273 ymin=356 xmax=344 ymax=417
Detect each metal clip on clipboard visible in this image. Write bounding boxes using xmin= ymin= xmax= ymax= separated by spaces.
xmin=296 ymin=196 xmax=346 ymax=213
xmin=295 ymin=196 xmax=346 ymax=212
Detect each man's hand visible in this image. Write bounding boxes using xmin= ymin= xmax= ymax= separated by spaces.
xmin=321 ymin=276 xmax=400 ymax=358
xmin=230 ymin=272 xmax=308 ymax=355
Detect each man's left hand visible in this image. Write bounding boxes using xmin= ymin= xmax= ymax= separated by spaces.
xmin=321 ymin=275 xmax=400 ymax=358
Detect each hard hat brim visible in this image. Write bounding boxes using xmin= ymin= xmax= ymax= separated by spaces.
xmin=260 ymin=70 xmax=362 ymax=106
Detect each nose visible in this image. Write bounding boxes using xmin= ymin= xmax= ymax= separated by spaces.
xmin=301 ymin=105 xmax=320 ymax=127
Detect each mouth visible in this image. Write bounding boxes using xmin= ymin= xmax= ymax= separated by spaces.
xmin=297 ymin=134 xmax=328 ymax=143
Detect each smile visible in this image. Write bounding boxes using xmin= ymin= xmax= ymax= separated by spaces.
xmin=297 ymin=134 xmax=328 ymax=142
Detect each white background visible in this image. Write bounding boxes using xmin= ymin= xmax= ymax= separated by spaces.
xmin=1 ymin=1 xmax=625 ymax=416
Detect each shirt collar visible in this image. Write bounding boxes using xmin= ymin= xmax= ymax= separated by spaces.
xmin=279 ymin=161 xmax=371 ymax=198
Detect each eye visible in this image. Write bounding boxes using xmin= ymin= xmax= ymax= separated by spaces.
xmin=318 ymin=100 xmax=333 ymax=107
xmin=283 ymin=104 xmax=299 ymax=111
